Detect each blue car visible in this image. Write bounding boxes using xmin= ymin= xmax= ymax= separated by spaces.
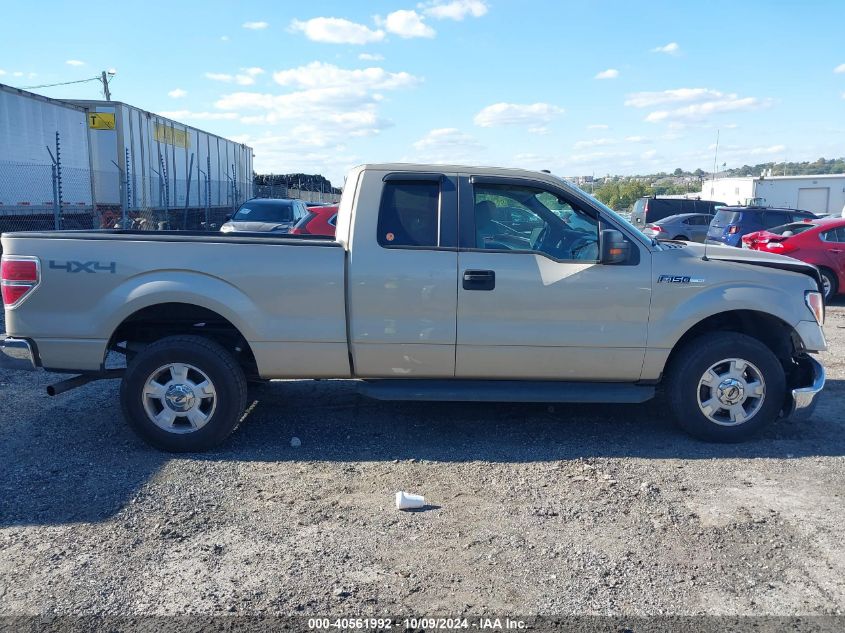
xmin=705 ymin=206 xmax=816 ymax=248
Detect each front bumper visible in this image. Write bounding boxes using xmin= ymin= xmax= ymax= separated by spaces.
xmin=0 ymin=336 xmax=38 ymax=371
xmin=783 ymin=355 xmax=825 ymax=421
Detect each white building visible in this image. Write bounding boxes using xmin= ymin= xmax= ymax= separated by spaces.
xmin=697 ymin=174 xmax=845 ymax=215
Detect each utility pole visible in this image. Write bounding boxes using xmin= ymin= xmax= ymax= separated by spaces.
xmin=100 ymin=71 xmax=111 ymax=100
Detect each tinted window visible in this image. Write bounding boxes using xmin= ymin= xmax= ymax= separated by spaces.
xmin=761 ymin=212 xmax=793 ymax=229
xmin=680 ymin=200 xmax=696 ymax=214
xmin=378 ymin=181 xmax=440 ymax=247
xmin=473 ymin=184 xmax=599 ymax=261
xmin=232 ymin=201 xmax=294 ymax=222
xmin=821 ymin=227 xmax=845 ymax=243
xmin=713 ymin=210 xmax=741 ymax=226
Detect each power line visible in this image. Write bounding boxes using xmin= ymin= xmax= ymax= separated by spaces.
xmin=18 ymin=76 xmax=102 ymax=90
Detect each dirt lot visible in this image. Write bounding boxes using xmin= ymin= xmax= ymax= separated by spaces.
xmin=0 ymin=306 xmax=843 ymax=619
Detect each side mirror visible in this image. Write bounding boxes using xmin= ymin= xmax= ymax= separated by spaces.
xmin=600 ymin=229 xmax=630 ymax=264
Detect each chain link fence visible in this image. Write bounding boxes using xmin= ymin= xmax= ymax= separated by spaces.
xmin=0 ymin=162 xmax=97 ymax=234
xmin=1 ymin=162 xmax=341 ymax=239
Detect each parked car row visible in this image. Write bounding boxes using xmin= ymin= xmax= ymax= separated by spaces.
xmin=220 ymin=198 xmax=338 ymax=237
xmin=632 ymin=196 xmax=844 ymax=299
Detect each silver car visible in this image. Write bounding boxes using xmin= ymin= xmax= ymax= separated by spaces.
xmin=642 ymin=213 xmax=714 ymax=242
xmin=220 ymin=198 xmax=309 ymax=233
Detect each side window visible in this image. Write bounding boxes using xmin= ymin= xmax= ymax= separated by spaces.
xmin=472 ymin=184 xmax=599 ymax=261
xmin=377 ymin=180 xmax=440 ymax=248
xmin=761 ymin=212 xmax=784 ymax=229
xmin=822 ymin=227 xmax=845 ymax=243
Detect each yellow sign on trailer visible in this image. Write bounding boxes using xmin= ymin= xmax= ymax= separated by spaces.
xmin=87 ymin=112 xmax=115 ymax=130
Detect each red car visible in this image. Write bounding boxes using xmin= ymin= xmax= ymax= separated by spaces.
xmin=742 ymin=218 xmax=845 ymax=299
xmin=290 ymin=205 xmax=338 ymax=237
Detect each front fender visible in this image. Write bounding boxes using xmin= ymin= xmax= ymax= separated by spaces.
xmin=648 ymin=281 xmax=809 ymax=351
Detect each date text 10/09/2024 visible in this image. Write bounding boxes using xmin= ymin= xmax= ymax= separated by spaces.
xmin=307 ymin=617 xmax=527 ymax=630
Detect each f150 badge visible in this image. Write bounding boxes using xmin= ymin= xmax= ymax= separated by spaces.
xmin=658 ymin=274 xmax=704 ymax=284
xmin=49 ymin=260 xmax=116 ymax=274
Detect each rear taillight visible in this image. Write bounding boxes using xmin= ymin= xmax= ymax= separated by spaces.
xmin=652 ymin=225 xmax=665 ymax=233
xmin=1 ymin=256 xmax=40 ymax=307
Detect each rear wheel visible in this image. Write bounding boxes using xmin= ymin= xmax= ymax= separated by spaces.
xmin=666 ymin=332 xmax=785 ymax=442
xmin=120 ymin=335 xmax=247 ymax=452
xmin=673 ymin=234 xmax=689 ymax=241
xmin=819 ymin=268 xmax=838 ymax=299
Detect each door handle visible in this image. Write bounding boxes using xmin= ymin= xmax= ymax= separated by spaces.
xmin=830 ymin=249 xmax=843 ymax=254
xmin=463 ymin=269 xmax=495 ymax=291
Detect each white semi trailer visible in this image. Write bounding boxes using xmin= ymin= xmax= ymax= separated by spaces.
xmin=0 ymin=84 xmax=254 ymax=233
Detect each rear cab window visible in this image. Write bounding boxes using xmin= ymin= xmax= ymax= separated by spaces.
xmin=377 ymin=180 xmax=440 ymax=248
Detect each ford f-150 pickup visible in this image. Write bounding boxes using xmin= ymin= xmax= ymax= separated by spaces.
xmin=0 ymin=164 xmax=827 ymax=451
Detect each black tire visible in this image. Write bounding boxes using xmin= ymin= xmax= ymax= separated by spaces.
xmin=120 ymin=335 xmax=248 ymax=452
xmin=665 ymin=332 xmax=785 ymax=442
xmin=673 ymin=235 xmax=689 ymax=241
xmin=819 ymin=268 xmax=838 ymax=300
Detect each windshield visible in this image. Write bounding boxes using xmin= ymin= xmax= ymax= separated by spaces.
xmin=551 ymin=177 xmax=653 ymax=247
xmin=232 ymin=202 xmax=293 ymax=223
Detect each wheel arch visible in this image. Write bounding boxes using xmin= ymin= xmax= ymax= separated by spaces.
xmin=662 ymin=309 xmax=801 ymax=380
xmin=107 ymin=302 xmax=259 ymax=377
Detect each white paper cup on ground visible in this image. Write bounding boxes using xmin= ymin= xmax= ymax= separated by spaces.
xmin=395 ymin=491 xmax=425 ymax=510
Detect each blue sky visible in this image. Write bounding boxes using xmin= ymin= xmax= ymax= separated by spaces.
xmin=2 ymin=0 xmax=844 ymax=185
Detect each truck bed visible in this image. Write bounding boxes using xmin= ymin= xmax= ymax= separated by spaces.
xmin=1 ymin=229 xmax=350 ymax=377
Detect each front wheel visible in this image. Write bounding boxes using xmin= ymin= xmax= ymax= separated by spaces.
xmin=120 ymin=335 xmax=248 ymax=452
xmin=666 ymin=332 xmax=785 ymax=442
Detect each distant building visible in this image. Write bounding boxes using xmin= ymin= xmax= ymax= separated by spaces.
xmin=697 ymin=174 xmax=845 ymax=215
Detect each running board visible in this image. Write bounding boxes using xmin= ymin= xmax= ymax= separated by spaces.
xmin=358 ymin=380 xmax=655 ymax=404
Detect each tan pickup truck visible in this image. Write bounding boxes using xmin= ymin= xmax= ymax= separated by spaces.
xmin=1 ymin=164 xmax=827 ymax=451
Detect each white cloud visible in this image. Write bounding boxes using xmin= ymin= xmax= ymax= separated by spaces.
xmin=167 ymin=88 xmax=188 ymax=98
xmin=594 ymin=68 xmax=619 ymax=80
xmin=587 ymin=123 xmax=608 ymax=130
xmin=625 ymin=87 xmax=769 ymax=123
xmin=380 ymin=10 xmax=435 ymax=38
xmin=842 ymin=92 xmax=845 ymax=100
xmin=12 ymin=71 xmax=23 ymax=77
xmin=0 ymin=69 xmax=6 ymax=76
xmin=242 ymin=21 xmax=269 ymax=30
xmin=644 ymin=96 xmax=769 ymax=123
xmin=159 ymin=110 xmax=239 ymax=121
xmin=573 ymin=138 xmax=614 ymax=149
xmin=220 ymin=35 xmax=229 ymax=41
xmin=413 ymin=127 xmax=481 ymax=151
xmin=641 ymin=149 xmax=658 ymax=160
xmin=242 ymin=67 xmax=265 ymax=76
xmin=528 ymin=126 xmax=549 ymax=135
xmin=747 ymin=144 xmax=786 ymax=155
xmin=290 ymin=17 xmax=385 ymax=44
xmin=474 ymin=102 xmax=564 ymax=127
xmin=624 ymin=136 xmax=650 ymax=143
xmin=359 ymin=53 xmax=384 ymax=61
xmin=213 ymin=62 xmax=419 ymax=152
xmin=410 ymin=128 xmax=484 ymax=163
xmin=624 ymin=88 xmax=722 ymax=108
xmin=421 ymin=0 xmax=488 ymax=20
xmin=834 ymin=63 xmax=845 ymax=74
xmin=65 ymin=59 xmax=85 ymax=67
xmin=205 ymin=70 xmax=261 ymax=86
xmin=272 ymin=61 xmax=418 ymax=90
xmin=651 ymin=42 xmax=680 ymax=55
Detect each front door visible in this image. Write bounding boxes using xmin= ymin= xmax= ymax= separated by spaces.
xmin=455 ymin=176 xmax=652 ymax=381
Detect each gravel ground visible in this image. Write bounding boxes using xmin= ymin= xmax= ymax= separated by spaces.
xmin=0 ymin=307 xmax=843 ymax=618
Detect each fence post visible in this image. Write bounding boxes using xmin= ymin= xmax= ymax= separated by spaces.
xmin=51 ymin=164 xmax=60 ymax=230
